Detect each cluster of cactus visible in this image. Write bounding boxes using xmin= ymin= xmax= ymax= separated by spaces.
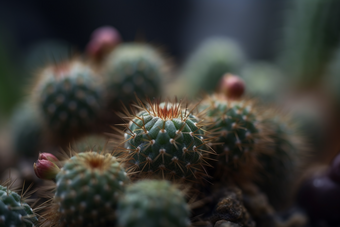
xmin=0 ymin=183 xmax=37 ymax=227
xmin=4 ymin=24 xmax=318 ymax=227
xmin=34 ymin=152 xmax=190 ymax=227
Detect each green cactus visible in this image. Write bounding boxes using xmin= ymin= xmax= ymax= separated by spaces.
xmin=32 ymin=60 xmax=102 ymax=136
xmin=117 ymin=180 xmax=190 ymax=227
xmin=175 ymin=37 xmax=245 ymax=98
xmin=10 ymin=102 xmax=43 ymax=158
xmin=240 ymin=62 xmax=285 ymax=102
xmin=279 ymin=0 xmax=340 ymax=88
xmin=102 ymin=43 xmax=166 ymax=107
xmin=256 ymin=116 xmax=303 ymax=208
xmin=199 ymin=95 xmax=268 ymax=178
xmin=44 ymin=151 xmax=129 ymax=226
xmin=0 ymin=184 xmax=37 ymax=227
xmin=120 ymin=99 xmax=213 ymax=182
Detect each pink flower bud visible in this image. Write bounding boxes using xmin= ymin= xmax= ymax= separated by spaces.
xmin=86 ymin=26 xmax=121 ymax=61
xmin=219 ymin=73 xmax=245 ymax=99
xmin=39 ymin=153 xmax=59 ymax=163
xmin=34 ymin=159 xmax=60 ymax=180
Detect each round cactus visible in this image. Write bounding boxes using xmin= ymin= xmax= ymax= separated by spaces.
xmin=102 ymin=43 xmax=166 ymax=108
xmin=175 ymin=37 xmax=245 ymax=98
xmin=0 ymin=184 xmax=37 ymax=227
xmin=117 ymin=180 xmax=190 ymax=227
xmin=43 ymin=151 xmax=129 ymax=226
xmin=199 ymin=95 xmax=268 ymax=178
xmin=32 ymin=60 xmax=102 ymax=136
xmin=10 ymin=102 xmax=43 ymax=158
xmin=120 ymin=99 xmax=213 ymax=182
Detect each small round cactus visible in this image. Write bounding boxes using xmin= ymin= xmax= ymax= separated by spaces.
xmin=120 ymin=98 xmax=213 ymax=182
xmin=0 ymin=184 xmax=37 ymax=227
xmin=32 ymin=60 xmax=102 ymax=136
xmin=117 ymin=180 xmax=190 ymax=227
xmin=102 ymin=43 xmax=166 ymax=108
xmin=199 ymin=95 xmax=268 ymax=178
xmin=42 ymin=151 xmax=129 ymax=226
xmin=177 ymin=37 xmax=245 ymax=98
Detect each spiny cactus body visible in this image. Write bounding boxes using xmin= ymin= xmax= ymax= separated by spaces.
xmin=0 ymin=185 xmax=37 ymax=227
xmin=117 ymin=180 xmax=190 ymax=227
xmin=199 ymin=95 xmax=268 ymax=178
xmin=44 ymin=151 xmax=129 ymax=226
xmin=10 ymin=103 xmax=43 ymax=158
xmin=177 ymin=38 xmax=245 ymax=98
xmin=102 ymin=43 xmax=166 ymax=107
xmin=33 ymin=60 xmax=102 ymax=136
xmin=120 ymin=99 xmax=213 ymax=182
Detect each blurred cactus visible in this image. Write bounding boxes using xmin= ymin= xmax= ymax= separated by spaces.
xmin=119 ymin=98 xmax=213 ymax=182
xmin=240 ymin=62 xmax=285 ymax=102
xmin=0 ymin=184 xmax=37 ymax=227
xmin=41 ymin=151 xmax=129 ymax=226
xmin=173 ymin=38 xmax=245 ymax=98
xmin=10 ymin=103 xmax=43 ymax=159
xmin=117 ymin=180 xmax=190 ymax=227
xmin=102 ymin=43 xmax=166 ymax=108
xmin=279 ymin=0 xmax=340 ymax=88
xmin=31 ymin=60 xmax=103 ymax=137
xmin=199 ymin=95 xmax=268 ymax=180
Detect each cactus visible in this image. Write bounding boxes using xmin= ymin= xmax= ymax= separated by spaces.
xmin=175 ymin=37 xmax=245 ymax=98
xmin=257 ymin=115 xmax=304 ymax=208
xmin=10 ymin=102 xmax=43 ymax=158
xmin=0 ymin=184 xmax=37 ymax=227
xmin=239 ymin=62 xmax=285 ymax=102
xmin=32 ymin=60 xmax=102 ymax=136
xmin=102 ymin=43 xmax=166 ymax=108
xmin=279 ymin=0 xmax=340 ymax=88
xmin=119 ymin=98 xmax=213 ymax=182
xmin=117 ymin=180 xmax=190 ymax=227
xmin=199 ymin=95 xmax=269 ymax=179
xmin=41 ymin=151 xmax=129 ymax=226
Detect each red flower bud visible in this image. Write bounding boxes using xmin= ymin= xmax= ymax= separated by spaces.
xmin=34 ymin=159 xmax=60 ymax=181
xmin=39 ymin=153 xmax=59 ymax=163
xmin=219 ymin=73 xmax=245 ymax=99
xmin=86 ymin=26 xmax=121 ymax=61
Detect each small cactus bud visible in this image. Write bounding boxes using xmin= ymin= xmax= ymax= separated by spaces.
xmin=34 ymin=159 xmax=60 ymax=180
xmin=219 ymin=73 xmax=245 ymax=99
xmin=39 ymin=152 xmax=59 ymax=163
xmin=86 ymin=26 xmax=121 ymax=61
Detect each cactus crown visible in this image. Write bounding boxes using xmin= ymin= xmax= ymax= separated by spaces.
xmin=117 ymin=98 xmax=214 ymax=183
